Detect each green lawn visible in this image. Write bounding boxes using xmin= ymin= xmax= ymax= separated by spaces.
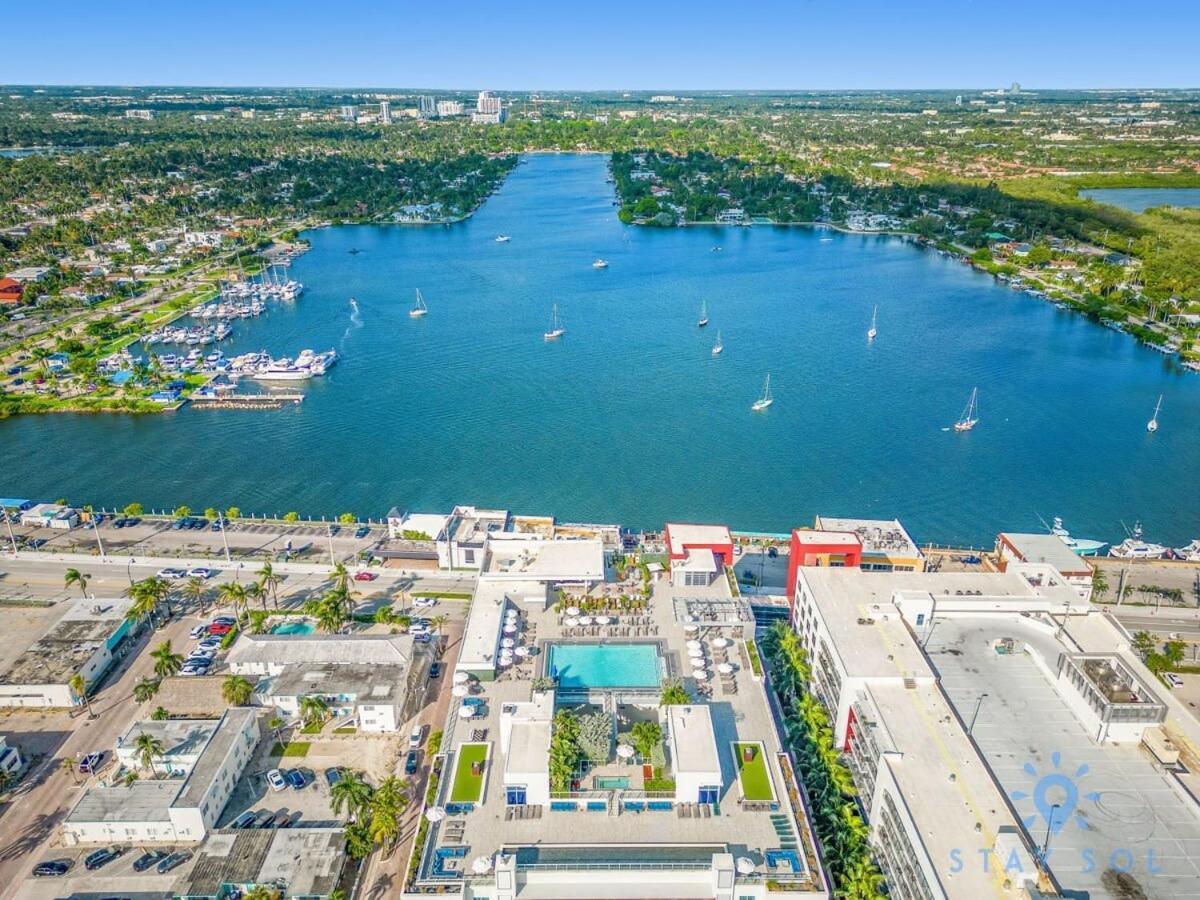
xmin=734 ymin=742 xmax=774 ymax=801
xmin=450 ymin=743 xmax=489 ymax=803
xmin=270 ymin=741 xmax=311 ymax=758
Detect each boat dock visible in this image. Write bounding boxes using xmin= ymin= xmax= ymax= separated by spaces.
xmin=190 ymin=393 xmax=303 ymax=410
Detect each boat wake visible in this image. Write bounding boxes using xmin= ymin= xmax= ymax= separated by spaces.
xmin=342 ymin=298 xmax=363 ymax=343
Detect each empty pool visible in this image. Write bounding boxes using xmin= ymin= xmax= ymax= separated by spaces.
xmin=547 ymin=643 xmax=660 ymax=690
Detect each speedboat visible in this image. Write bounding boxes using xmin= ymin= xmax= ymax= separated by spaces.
xmin=592 ymin=258 xmax=608 ymax=269
xmin=250 ymin=357 xmax=313 ymax=381
xmin=1174 ymin=540 xmax=1200 ymax=562
xmin=1108 ymin=522 xmax=1169 ymax=560
xmin=1048 ymin=517 xmax=1107 ymax=556
xmin=495 ymin=234 xmax=511 ymax=243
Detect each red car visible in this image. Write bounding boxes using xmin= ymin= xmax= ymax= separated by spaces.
xmin=353 ymin=571 xmax=378 ymax=582
xmin=207 ymin=623 xmax=233 ymax=636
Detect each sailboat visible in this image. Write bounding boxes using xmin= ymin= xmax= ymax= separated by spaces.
xmin=697 ymin=301 xmax=709 ymax=328
xmin=867 ymin=305 xmax=878 ymax=342
xmin=954 ymin=387 xmax=979 ymax=432
xmin=711 ymin=331 xmax=723 ymax=357
xmin=409 ymin=289 xmax=428 ymax=318
xmin=543 ymin=304 xmax=565 ymax=341
xmin=751 ymin=374 xmax=773 ymax=411
xmin=1147 ymin=395 xmax=1162 ymax=432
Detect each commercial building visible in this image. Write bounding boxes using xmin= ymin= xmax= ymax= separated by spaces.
xmin=440 ymin=505 xmax=510 ymax=568
xmin=340 ymin=104 xmax=357 ymax=121
xmin=786 ymin=529 xmax=864 ymax=599
xmin=62 ymin=708 xmax=259 ymax=845
xmin=418 ymin=96 xmax=436 ymax=118
xmin=181 ymin=827 xmax=346 ymax=898
xmin=472 ymin=90 xmax=507 ymax=124
xmin=812 ymin=516 xmax=925 ymax=572
xmin=19 ymin=502 xmax=80 ymax=529
xmin=379 ymin=100 xmax=393 ymax=124
xmin=0 ymin=597 xmax=135 ymax=708
xmin=995 ymin=532 xmax=1094 ymax=600
xmin=226 ymin=632 xmax=432 ymax=732
xmin=124 ymin=108 xmax=154 ymax=119
xmin=437 ymin=99 xmax=464 ymax=117
xmin=665 ymin=522 xmax=734 ymax=587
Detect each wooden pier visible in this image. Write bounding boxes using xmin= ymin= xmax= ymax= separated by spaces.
xmin=190 ymin=393 xmax=303 ymax=410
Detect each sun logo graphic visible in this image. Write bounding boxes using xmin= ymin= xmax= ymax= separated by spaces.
xmin=1011 ymin=751 xmax=1100 ymax=835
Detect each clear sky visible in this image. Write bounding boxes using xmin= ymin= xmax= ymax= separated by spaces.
xmin=4 ymin=0 xmax=1197 ymax=90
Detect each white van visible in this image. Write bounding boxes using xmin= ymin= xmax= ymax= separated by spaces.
xmin=409 ymin=725 xmax=424 ymax=749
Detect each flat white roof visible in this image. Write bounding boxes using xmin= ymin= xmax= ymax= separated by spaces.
xmin=505 ymin=719 xmax=550 ymax=778
xmin=998 ymin=532 xmax=1091 ymax=574
xmin=483 ymin=537 xmax=605 ymax=582
xmin=815 ymin=516 xmax=921 ymax=558
xmin=457 ymin=580 xmax=515 ymax=671
xmin=400 ymin=512 xmax=450 ymax=538
xmin=793 ymin=529 xmax=860 ymax=546
xmin=666 ymin=523 xmax=732 ymax=556
xmin=678 ymin=549 xmax=718 ymax=573
xmin=666 ymin=705 xmax=720 ymax=776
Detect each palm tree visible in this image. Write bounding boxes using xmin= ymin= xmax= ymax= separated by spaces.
xmin=133 ymin=678 xmax=161 ymax=703
xmin=151 ymin=706 xmax=170 ymax=721
xmin=306 ymin=594 xmax=346 ymax=634
xmin=366 ymin=775 xmax=410 ymax=849
xmin=60 ymin=756 xmax=80 ymax=784
xmin=218 ymin=581 xmax=248 ymax=627
xmin=151 ymin=641 xmax=184 ymax=679
xmin=180 ymin=576 xmax=208 ymax=612
xmin=68 ymin=673 xmax=94 ymax=718
xmin=246 ymin=580 xmax=266 ymax=612
xmin=64 ymin=568 xmax=89 ymax=598
xmin=329 ymin=769 xmax=374 ymax=820
xmin=299 ymin=694 xmax=329 ymax=731
xmin=222 ymin=674 xmax=255 ymax=706
xmin=134 ymin=732 xmax=165 ymax=776
xmin=329 ymin=561 xmax=351 ymax=595
xmin=124 ymin=584 xmax=160 ymax=630
xmin=257 ymin=561 xmax=282 ymax=609
xmin=242 ymin=887 xmax=278 ymax=900
xmin=429 ymin=613 xmax=450 ymax=636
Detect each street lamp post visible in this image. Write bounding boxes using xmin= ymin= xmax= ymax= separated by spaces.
xmin=218 ymin=513 xmax=232 ymax=564
xmin=1041 ymin=803 xmax=1061 ymax=861
xmin=968 ymin=693 xmax=989 ymax=734
xmin=3 ymin=509 xmax=17 ymax=555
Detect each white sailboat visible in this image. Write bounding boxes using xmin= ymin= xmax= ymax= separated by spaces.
xmin=1147 ymin=394 xmax=1162 ymax=432
xmin=867 ymin=305 xmax=878 ymax=342
xmin=543 ymin=304 xmax=565 ymax=341
xmin=697 ymin=301 xmax=709 ymax=328
xmin=409 ymin=288 xmax=428 ymax=319
xmin=751 ymin=374 xmax=773 ymax=411
xmin=954 ymin=387 xmax=979 ymax=432
xmin=711 ymin=331 xmax=723 ymax=357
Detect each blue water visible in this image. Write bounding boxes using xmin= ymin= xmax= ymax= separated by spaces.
xmin=2 ymin=154 xmax=1199 ymax=547
xmin=271 ymin=621 xmax=314 ymax=635
xmin=1081 ymin=188 xmax=1200 ymax=213
xmin=548 ymin=643 xmax=661 ymax=689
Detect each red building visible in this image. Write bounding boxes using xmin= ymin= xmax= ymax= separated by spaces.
xmin=785 ymin=529 xmax=864 ymax=603
xmin=0 ymin=278 xmax=23 ymax=305
xmin=664 ymin=523 xmax=734 ymax=587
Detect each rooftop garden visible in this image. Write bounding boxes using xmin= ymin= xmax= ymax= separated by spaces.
xmin=449 ymin=742 xmax=488 ymax=803
xmin=734 ymin=741 xmax=775 ymax=802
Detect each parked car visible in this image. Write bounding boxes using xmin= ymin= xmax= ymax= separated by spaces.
xmin=158 ymin=568 xmax=187 ymax=579
xmin=111 ymin=518 xmax=127 ymax=529
xmin=157 ymin=850 xmax=192 ymax=874
xmin=353 ymin=571 xmax=377 ymax=582
xmin=188 ymin=567 xmax=216 ymax=579
xmin=211 ymin=520 xmax=223 ymax=531
xmin=767 ymin=545 xmax=778 ymax=558
xmin=212 ymin=615 xmax=237 ymax=625
xmin=85 ymin=846 xmax=124 ymax=871
xmin=133 ymin=849 xmax=171 ymax=871
xmin=180 ymin=664 xmax=209 ymax=676
xmin=961 ymin=555 xmax=983 ymax=565
xmin=412 ymin=596 xmax=436 ymax=608
xmin=462 ymin=696 xmax=485 ymax=708
xmin=197 ymin=637 xmax=222 ymax=651
xmin=189 ymin=624 xmax=209 ymax=639
xmin=1166 ymin=672 xmax=1184 ymax=689
xmin=207 ymin=623 xmax=233 ymax=636
xmin=79 ymin=751 xmax=104 ymax=774
xmin=268 ymin=808 xmax=292 ymax=828
xmin=187 ymin=648 xmax=216 ymax=662
xmin=125 ymin=517 xmax=142 ymax=526
xmin=413 ymin=633 xmax=432 ymax=644
xmin=266 ymin=768 xmax=287 ymax=791
xmin=252 ymin=809 xmax=275 ymax=828
xmin=281 ymin=810 xmax=302 ymax=828
xmin=324 ymin=767 xmax=343 ymax=788
xmin=32 ymin=859 xmax=72 ymax=877
xmin=408 ymin=725 xmax=424 ymax=749
xmin=284 ymin=768 xmax=306 ymax=789
xmin=355 ymin=525 xmax=370 ymax=539
xmin=429 ymin=662 xmax=442 ymax=679
xmin=404 ymin=750 xmax=420 ymax=775
xmin=232 ymin=811 xmax=258 ymax=829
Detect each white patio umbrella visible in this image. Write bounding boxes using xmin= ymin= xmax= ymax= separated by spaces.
xmin=452 ymin=684 xmax=469 ymax=697
xmin=693 ymin=668 xmax=709 ymax=681
xmin=498 ymin=654 xmax=513 ymax=667
xmin=503 ymin=623 xmax=518 ymax=634
xmin=717 ymin=662 xmax=734 ymax=675
xmin=425 ymin=806 xmax=446 ymax=822
xmin=472 ymin=855 xmax=494 ymax=874
xmin=578 ymin=615 xmax=593 ymax=625
xmin=684 ymin=623 xmax=699 ymax=633
xmin=500 ymin=637 xmax=515 ymax=649
xmin=736 ymin=857 xmax=756 ymax=875
xmin=514 ymin=645 xmax=530 ymax=657
xmin=686 ymin=639 xmax=702 ymax=650
xmin=616 ymin=743 xmax=635 ymax=759
xmin=566 ymin=606 xmax=581 ymax=616
xmin=712 ymin=637 xmax=729 ymax=649
xmin=594 ymin=615 xmax=609 ymax=625
xmin=687 ymin=646 xmax=704 ymax=659
xmin=453 ymin=670 xmax=470 ymax=684
xmin=564 ymin=616 xmax=579 ymax=627
xmin=458 ymin=704 xmax=476 ymax=718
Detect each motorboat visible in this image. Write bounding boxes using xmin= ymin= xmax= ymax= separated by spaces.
xmin=1048 ymin=517 xmax=1107 ymax=556
xmin=1108 ymin=522 xmax=1169 ymax=560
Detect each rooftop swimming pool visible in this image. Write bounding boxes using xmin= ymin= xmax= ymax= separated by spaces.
xmin=272 ymin=620 xmax=315 ymax=635
xmin=547 ymin=643 xmax=661 ymax=690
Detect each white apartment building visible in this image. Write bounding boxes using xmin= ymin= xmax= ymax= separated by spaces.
xmin=995 ymin=532 xmax=1094 ymax=600
xmin=472 ymin=91 xmax=506 ymax=124
xmin=437 ymin=99 xmax=464 ymax=117
xmin=379 ymin=100 xmax=393 ymax=124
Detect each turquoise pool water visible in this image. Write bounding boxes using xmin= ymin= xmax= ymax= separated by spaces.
xmin=594 ymin=776 xmax=631 ymax=790
xmin=548 ymin=643 xmax=660 ymax=689
xmin=272 ymin=621 xmax=315 ymax=635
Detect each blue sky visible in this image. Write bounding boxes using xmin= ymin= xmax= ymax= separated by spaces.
xmin=4 ymin=1 xmax=1197 ymax=89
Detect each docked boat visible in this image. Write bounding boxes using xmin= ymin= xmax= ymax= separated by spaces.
xmin=1147 ymin=394 xmax=1162 ymax=433
xmin=1048 ymin=516 xmax=1107 ymax=556
xmin=697 ymin=301 xmax=709 ymax=328
xmin=751 ymin=374 xmax=773 ymax=412
xmin=711 ymin=331 xmax=723 ymax=357
xmin=495 ymin=234 xmax=511 ymax=243
xmin=867 ymin=305 xmax=878 ymax=342
xmin=592 ymin=258 xmax=609 ymax=269
xmin=1108 ymin=522 xmax=1169 ymax=560
xmin=410 ymin=288 xmax=428 ymax=319
xmin=544 ymin=304 xmax=565 ymax=341
xmin=250 ymin=358 xmax=313 ymax=381
xmin=1174 ymin=539 xmax=1200 ymax=562
xmin=954 ymin=388 xmax=979 ymax=432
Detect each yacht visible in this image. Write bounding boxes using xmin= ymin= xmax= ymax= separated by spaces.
xmin=410 ymin=288 xmax=428 ymax=319
xmin=711 ymin=331 xmax=723 ymax=357
xmin=1108 ymin=522 xmax=1169 ymax=560
xmin=697 ymin=301 xmax=709 ymax=328
xmin=1174 ymin=539 xmax=1200 ymax=563
xmin=954 ymin=388 xmax=979 ymax=432
xmin=592 ymin=258 xmax=609 ymax=269
xmin=495 ymin=234 xmax=511 ymax=243
xmin=1147 ymin=394 xmax=1162 ymax=433
xmin=250 ymin=358 xmax=313 ymax=381
xmin=1048 ymin=516 xmax=1107 ymax=556
xmin=867 ymin=305 xmax=878 ymax=342
xmin=751 ymin=374 xmax=773 ymax=412
xmin=543 ymin=304 xmax=565 ymax=341
xmin=309 ymin=349 xmax=338 ymax=375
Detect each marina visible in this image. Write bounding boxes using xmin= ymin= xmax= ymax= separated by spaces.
xmin=2 ymin=154 xmax=1199 ymax=546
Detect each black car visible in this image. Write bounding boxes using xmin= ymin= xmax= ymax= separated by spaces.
xmin=133 ymin=849 xmax=171 ymax=872
xmin=85 ymin=846 xmax=124 ymax=870
xmin=404 ymin=749 xmax=420 ymax=775
xmin=156 ymin=850 xmax=192 ymax=873
xmin=429 ymin=662 xmax=442 ymax=678
xmin=323 ymin=766 xmax=343 ymax=788
xmin=32 ymin=859 xmax=71 ymax=877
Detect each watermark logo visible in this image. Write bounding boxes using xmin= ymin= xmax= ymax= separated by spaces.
xmin=1011 ymin=751 xmax=1099 ymax=836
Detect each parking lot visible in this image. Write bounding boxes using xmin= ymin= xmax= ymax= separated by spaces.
xmin=17 ymin=845 xmax=196 ymax=899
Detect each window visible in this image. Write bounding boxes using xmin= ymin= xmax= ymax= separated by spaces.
xmin=698 ymin=785 xmax=719 ymax=804
xmin=506 ymin=785 xmax=527 ymax=805
xmin=464 ymin=548 xmax=475 ymax=564
xmin=915 ymin=613 xmax=925 ymax=626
